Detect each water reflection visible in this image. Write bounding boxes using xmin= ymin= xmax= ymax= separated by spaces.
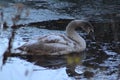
xmin=0 ymin=52 xmax=86 ymax=80
xmin=15 ymin=52 xmax=85 ymax=75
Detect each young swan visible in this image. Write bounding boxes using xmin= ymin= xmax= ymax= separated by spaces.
xmin=18 ymin=20 xmax=94 ymax=55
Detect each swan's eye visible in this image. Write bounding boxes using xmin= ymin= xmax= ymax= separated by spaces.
xmin=84 ymin=23 xmax=90 ymax=28
xmin=86 ymin=24 xmax=94 ymax=31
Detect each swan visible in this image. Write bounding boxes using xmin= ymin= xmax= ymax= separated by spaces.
xmin=18 ymin=20 xmax=94 ymax=55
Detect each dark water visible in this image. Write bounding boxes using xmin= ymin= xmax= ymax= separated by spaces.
xmin=0 ymin=0 xmax=120 ymax=80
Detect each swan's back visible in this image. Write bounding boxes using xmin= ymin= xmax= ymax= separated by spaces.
xmin=38 ymin=34 xmax=68 ymax=44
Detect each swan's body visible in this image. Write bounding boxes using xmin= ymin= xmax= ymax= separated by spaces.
xmin=18 ymin=20 xmax=94 ymax=55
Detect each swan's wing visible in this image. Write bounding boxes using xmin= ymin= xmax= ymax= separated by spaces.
xmin=18 ymin=41 xmax=72 ymax=55
xmin=18 ymin=34 xmax=78 ymax=55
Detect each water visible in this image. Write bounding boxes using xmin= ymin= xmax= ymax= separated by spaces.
xmin=0 ymin=0 xmax=120 ymax=80
xmin=0 ymin=26 xmax=120 ymax=80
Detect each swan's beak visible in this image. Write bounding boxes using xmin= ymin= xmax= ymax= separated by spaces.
xmin=89 ymin=30 xmax=95 ymax=41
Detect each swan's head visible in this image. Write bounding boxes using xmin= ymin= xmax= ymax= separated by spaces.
xmin=81 ymin=20 xmax=95 ymax=40
xmin=79 ymin=20 xmax=94 ymax=34
xmin=71 ymin=20 xmax=94 ymax=33
xmin=73 ymin=20 xmax=95 ymax=40
xmin=67 ymin=20 xmax=95 ymax=40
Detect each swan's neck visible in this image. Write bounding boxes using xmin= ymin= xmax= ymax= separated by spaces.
xmin=66 ymin=22 xmax=86 ymax=51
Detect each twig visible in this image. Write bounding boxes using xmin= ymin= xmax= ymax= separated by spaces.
xmin=3 ymin=24 xmax=18 ymax=65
